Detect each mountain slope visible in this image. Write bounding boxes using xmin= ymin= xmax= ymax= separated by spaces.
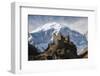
xmin=29 ymin=22 xmax=88 ymax=55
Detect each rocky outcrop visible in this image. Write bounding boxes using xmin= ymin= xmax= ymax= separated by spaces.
xmin=28 ymin=34 xmax=87 ymax=60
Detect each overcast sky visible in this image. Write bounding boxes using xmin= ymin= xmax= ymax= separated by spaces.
xmin=28 ymin=15 xmax=88 ymax=34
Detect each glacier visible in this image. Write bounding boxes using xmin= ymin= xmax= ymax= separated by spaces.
xmin=28 ymin=22 xmax=88 ymax=55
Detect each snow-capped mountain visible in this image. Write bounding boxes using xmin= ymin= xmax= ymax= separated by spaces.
xmin=28 ymin=22 xmax=88 ymax=55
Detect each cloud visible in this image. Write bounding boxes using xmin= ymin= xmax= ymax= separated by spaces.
xmin=28 ymin=15 xmax=88 ymax=34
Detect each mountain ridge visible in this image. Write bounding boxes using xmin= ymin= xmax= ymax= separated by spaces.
xmin=28 ymin=22 xmax=88 ymax=55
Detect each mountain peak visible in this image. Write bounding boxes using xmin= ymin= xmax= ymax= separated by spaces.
xmin=42 ymin=22 xmax=61 ymax=28
xmin=31 ymin=22 xmax=65 ymax=33
xmin=42 ymin=22 xmax=63 ymax=31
